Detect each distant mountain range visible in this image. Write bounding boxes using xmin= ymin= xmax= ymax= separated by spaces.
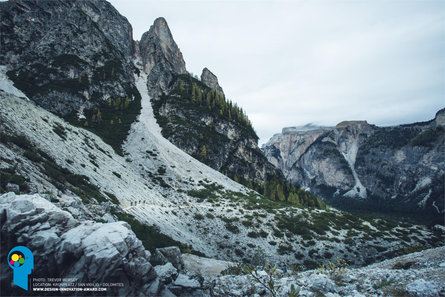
xmin=263 ymin=110 xmax=445 ymax=225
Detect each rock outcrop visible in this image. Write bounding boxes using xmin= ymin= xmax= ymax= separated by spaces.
xmin=139 ymin=17 xmax=186 ymax=96
xmin=435 ymin=108 xmax=445 ymax=126
xmin=0 ymin=193 xmax=166 ymax=296
xmin=140 ymin=18 xmax=280 ymax=184
xmin=262 ymin=114 xmax=445 ymax=224
xmin=151 ymin=73 xmax=280 ymax=183
xmin=201 ymin=67 xmax=224 ymax=96
xmin=0 ymin=0 xmax=138 ymax=117
xmin=206 ymin=246 xmax=445 ymax=297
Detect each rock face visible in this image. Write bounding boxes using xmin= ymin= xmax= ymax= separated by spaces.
xmin=139 ymin=17 xmax=187 ymax=96
xmin=201 ymin=67 xmax=224 ymax=96
xmin=151 ymin=74 xmax=279 ymax=182
xmin=0 ymin=0 xmax=287 ymax=190
xmin=140 ymin=18 xmax=279 ymax=183
xmin=0 ymin=193 xmax=164 ymax=296
xmin=0 ymin=0 xmax=138 ymax=117
xmin=435 ymin=108 xmax=445 ymax=126
xmin=262 ymin=114 xmax=445 ymax=224
xmin=151 ymin=246 xmax=184 ymax=270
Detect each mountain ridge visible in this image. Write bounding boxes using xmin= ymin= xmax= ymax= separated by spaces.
xmin=263 ymin=111 xmax=445 ymax=224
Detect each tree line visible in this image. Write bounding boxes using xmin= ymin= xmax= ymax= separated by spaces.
xmin=232 ymin=172 xmax=326 ymax=209
xmin=174 ymin=77 xmax=253 ymax=128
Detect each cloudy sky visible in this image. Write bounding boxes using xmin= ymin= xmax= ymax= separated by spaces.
xmin=109 ymin=0 xmax=444 ymax=145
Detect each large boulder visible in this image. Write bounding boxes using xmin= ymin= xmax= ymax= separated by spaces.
xmin=152 ymin=246 xmax=184 ymax=271
xmin=0 ymin=193 xmax=162 ymax=296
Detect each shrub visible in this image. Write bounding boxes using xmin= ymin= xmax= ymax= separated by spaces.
xmin=318 ymin=257 xmax=349 ymax=283
xmin=157 ymin=166 xmax=166 ymax=175
xmin=259 ymin=230 xmax=268 ymax=238
xmin=23 ymin=150 xmax=44 ymax=162
xmin=10 ymin=135 xmax=33 ymax=149
xmin=235 ymin=249 xmax=244 ymax=257
xmin=243 ymin=263 xmax=299 ymax=297
xmin=308 ymin=249 xmax=317 ymax=258
xmin=294 ymin=252 xmax=304 ymax=260
xmin=115 ymin=212 xmax=196 ymax=253
xmin=104 ymin=191 xmax=120 ymax=204
xmin=0 ymin=167 xmax=29 ymax=193
xmin=303 ymin=259 xmax=318 ymax=270
xmin=194 ymin=213 xmax=204 ymax=220
xmin=277 ymin=244 xmax=293 ymax=255
xmin=241 ymin=219 xmax=253 ymax=227
xmin=225 ymin=222 xmax=240 ymax=234
xmin=52 ymin=123 xmax=67 ymax=140
xmin=247 ymin=231 xmax=259 ymax=238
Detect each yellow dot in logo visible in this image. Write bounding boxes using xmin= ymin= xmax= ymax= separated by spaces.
xmin=11 ymin=254 xmax=19 ymax=262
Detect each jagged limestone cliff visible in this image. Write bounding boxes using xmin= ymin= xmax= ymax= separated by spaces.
xmin=139 ymin=17 xmax=187 ymax=97
xmin=263 ymin=111 xmax=445 ymax=224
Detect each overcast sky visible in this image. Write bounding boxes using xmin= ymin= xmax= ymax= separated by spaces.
xmin=109 ymin=0 xmax=444 ymax=145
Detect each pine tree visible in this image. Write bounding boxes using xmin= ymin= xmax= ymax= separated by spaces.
xmin=191 ymin=85 xmax=196 ymax=102
xmin=234 ymin=175 xmax=239 ymax=183
xmin=124 ymin=96 xmax=131 ymax=109
xmin=114 ymin=98 xmax=121 ymax=110
xmin=277 ymin=184 xmax=285 ymax=201
xmin=197 ymin=88 xmax=202 ymax=103
xmin=206 ymin=92 xmax=212 ymax=106
xmin=201 ymin=145 xmax=207 ymax=160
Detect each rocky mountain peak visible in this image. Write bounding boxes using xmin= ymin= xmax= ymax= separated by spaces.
xmin=435 ymin=108 xmax=445 ymax=126
xmin=201 ymin=67 xmax=225 ymax=96
xmin=139 ymin=17 xmax=186 ymax=75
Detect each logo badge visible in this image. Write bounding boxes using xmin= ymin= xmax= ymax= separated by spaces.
xmin=8 ymin=246 xmax=34 ymax=290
